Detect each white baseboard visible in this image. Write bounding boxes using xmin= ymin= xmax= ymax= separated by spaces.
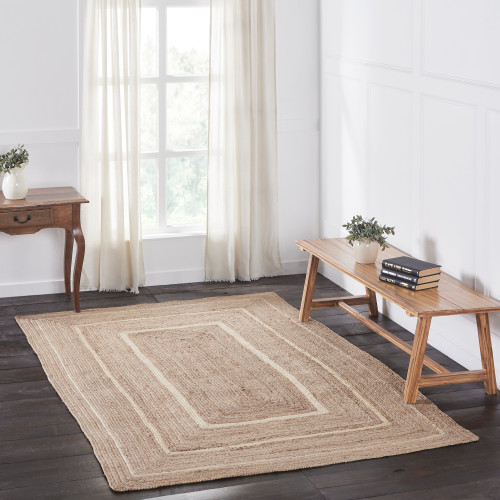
xmin=0 ymin=259 xmax=310 ymax=298
xmin=281 ymin=258 xmax=309 ymax=275
xmin=145 ymin=268 xmax=206 ymax=287
xmin=145 ymin=258 xmax=309 ymax=287
xmin=0 ymin=279 xmax=67 ymax=298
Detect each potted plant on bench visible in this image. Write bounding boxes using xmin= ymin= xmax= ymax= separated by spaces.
xmin=343 ymin=215 xmax=395 ymax=264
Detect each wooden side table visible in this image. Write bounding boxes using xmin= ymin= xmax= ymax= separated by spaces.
xmin=296 ymin=238 xmax=499 ymax=403
xmin=0 ymin=187 xmax=89 ymax=312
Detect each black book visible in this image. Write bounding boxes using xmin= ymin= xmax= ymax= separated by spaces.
xmin=381 ymin=256 xmax=441 ymax=277
xmin=379 ymin=268 xmax=440 ymax=284
xmin=379 ymin=274 xmax=439 ymax=291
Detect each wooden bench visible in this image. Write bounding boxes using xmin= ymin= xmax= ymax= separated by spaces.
xmin=296 ymin=238 xmax=499 ymax=403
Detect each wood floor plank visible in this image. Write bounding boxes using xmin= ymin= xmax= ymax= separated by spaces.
xmin=0 ymin=380 xmax=57 ymax=402
xmin=0 ymin=346 xmax=39 ymax=362
xmin=0 ymin=454 xmax=104 ymax=490
xmin=0 ymin=366 xmax=46 ymax=384
xmin=362 ymin=477 xmax=500 ymax=499
xmin=158 ymin=471 xmax=311 ymax=497
xmin=315 ymin=446 xmax=499 ymax=500
xmin=0 ymin=397 xmax=69 ymax=421
xmin=0 ymin=353 xmax=40 ymax=369
xmin=0 ymin=343 xmax=33 ymax=359
xmin=310 ymin=427 xmax=500 ymax=495
xmin=445 ymin=404 xmax=500 ymax=429
xmin=158 ymin=475 xmax=323 ymax=500
xmin=318 ymin=458 xmax=500 ymax=500
xmin=2 ymin=477 xmax=161 ymax=500
xmin=0 ymin=433 xmax=93 ymax=465
xmin=426 ymin=388 xmax=500 ymax=411
xmin=0 ymin=294 xmax=158 ymax=318
xmin=0 ymin=417 xmax=81 ymax=442
xmin=0 ymin=287 xmax=153 ymax=309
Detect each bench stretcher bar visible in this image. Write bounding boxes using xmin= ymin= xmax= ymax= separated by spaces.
xmin=337 ymin=300 xmax=450 ymax=375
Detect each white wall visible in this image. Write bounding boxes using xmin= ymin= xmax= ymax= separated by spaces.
xmin=0 ymin=0 xmax=80 ymax=296
xmin=320 ymin=0 xmax=500 ymax=384
xmin=0 ymin=0 xmax=320 ymax=296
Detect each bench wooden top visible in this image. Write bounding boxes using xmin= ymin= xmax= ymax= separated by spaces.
xmin=296 ymin=238 xmax=500 ymax=318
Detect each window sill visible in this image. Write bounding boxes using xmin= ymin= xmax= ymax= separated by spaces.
xmin=142 ymin=231 xmax=206 ymax=240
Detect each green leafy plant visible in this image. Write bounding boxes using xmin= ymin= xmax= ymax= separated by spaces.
xmin=343 ymin=215 xmax=395 ymax=250
xmin=0 ymin=145 xmax=29 ymax=174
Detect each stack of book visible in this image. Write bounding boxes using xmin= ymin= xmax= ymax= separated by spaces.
xmin=379 ymin=256 xmax=441 ymax=291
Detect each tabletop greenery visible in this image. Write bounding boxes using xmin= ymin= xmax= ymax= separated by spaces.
xmin=343 ymin=215 xmax=395 ymax=250
xmin=0 ymin=145 xmax=29 ymax=174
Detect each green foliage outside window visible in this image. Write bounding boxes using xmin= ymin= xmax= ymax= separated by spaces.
xmin=140 ymin=40 xmax=209 ymax=229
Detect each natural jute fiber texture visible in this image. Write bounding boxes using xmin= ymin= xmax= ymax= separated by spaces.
xmin=17 ymin=293 xmax=477 ymax=491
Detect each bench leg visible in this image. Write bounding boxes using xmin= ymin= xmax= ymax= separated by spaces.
xmin=366 ymin=287 xmax=378 ymax=317
xmin=404 ymin=316 xmax=432 ymax=403
xmin=476 ymin=313 xmax=498 ymax=395
xmin=299 ymin=254 xmax=319 ymax=322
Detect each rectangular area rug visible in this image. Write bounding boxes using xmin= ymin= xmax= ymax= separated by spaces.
xmin=17 ymin=292 xmax=477 ymax=492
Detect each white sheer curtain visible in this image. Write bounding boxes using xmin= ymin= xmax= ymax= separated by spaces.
xmin=205 ymin=0 xmax=282 ymax=282
xmin=80 ymin=0 xmax=144 ymax=293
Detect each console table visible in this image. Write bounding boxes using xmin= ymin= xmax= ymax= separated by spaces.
xmin=296 ymin=238 xmax=499 ymax=403
xmin=0 ymin=187 xmax=88 ymax=312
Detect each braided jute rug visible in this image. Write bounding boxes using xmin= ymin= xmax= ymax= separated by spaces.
xmin=17 ymin=292 xmax=477 ymax=492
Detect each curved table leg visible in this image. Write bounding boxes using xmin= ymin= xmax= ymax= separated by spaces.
xmin=64 ymin=230 xmax=73 ymax=299
xmin=72 ymin=205 xmax=85 ymax=313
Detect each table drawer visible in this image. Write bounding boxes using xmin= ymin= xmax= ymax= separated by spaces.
xmin=0 ymin=208 xmax=53 ymax=229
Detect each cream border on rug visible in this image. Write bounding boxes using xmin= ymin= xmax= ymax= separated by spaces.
xmin=17 ymin=293 xmax=477 ymax=491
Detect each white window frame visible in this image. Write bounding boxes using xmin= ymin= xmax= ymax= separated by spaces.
xmin=141 ymin=0 xmax=209 ymax=237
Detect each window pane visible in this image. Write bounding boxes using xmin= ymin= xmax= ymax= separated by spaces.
xmin=140 ymin=159 xmax=158 ymax=228
xmin=140 ymin=84 xmax=158 ymax=152
xmin=167 ymin=156 xmax=207 ymax=225
xmin=166 ymin=82 xmax=208 ymax=150
xmin=141 ymin=8 xmax=158 ymax=77
xmin=167 ymin=7 xmax=209 ymax=76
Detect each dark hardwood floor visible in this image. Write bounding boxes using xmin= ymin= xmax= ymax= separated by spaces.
xmin=0 ymin=274 xmax=499 ymax=500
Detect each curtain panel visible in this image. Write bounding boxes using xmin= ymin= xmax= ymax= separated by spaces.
xmin=205 ymin=0 xmax=282 ymax=282
xmin=81 ymin=0 xmax=145 ymax=293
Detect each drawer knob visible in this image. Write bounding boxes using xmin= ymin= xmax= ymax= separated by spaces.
xmin=13 ymin=215 xmax=32 ymax=224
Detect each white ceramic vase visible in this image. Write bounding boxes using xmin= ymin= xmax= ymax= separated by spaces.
xmin=353 ymin=239 xmax=380 ymax=264
xmin=2 ymin=164 xmax=28 ymax=200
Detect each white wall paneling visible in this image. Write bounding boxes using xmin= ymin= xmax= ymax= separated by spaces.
xmin=368 ymin=83 xmax=413 ymax=249
xmin=420 ymin=96 xmax=477 ymax=287
xmin=278 ymin=129 xmax=319 ymax=265
xmin=320 ymin=0 xmax=500 ymax=386
xmin=321 ymin=75 xmax=367 ymax=239
xmin=487 ymin=109 xmax=500 ymax=334
xmin=423 ymin=0 xmax=500 ymax=88
xmin=323 ymin=0 xmax=413 ymax=71
xmin=0 ymin=0 xmax=79 ymax=131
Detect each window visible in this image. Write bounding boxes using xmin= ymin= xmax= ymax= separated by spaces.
xmin=140 ymin=0 xmax=210 ymax=234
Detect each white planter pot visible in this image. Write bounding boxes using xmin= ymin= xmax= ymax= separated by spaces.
xmin=353 ymin=240 xmax=380 ymax=264
xmin=2 ymin=164 xmax=28 ymax=200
